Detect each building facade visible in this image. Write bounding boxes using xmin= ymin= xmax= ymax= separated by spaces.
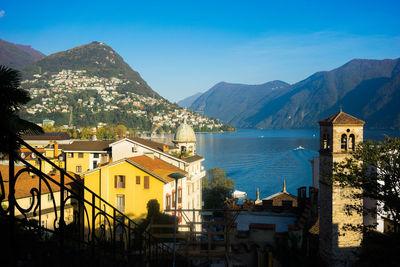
xmin=318 ymin=111 xmax=365 ymax=267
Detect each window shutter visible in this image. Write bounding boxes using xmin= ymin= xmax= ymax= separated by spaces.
xmin=144 ymin=176 xmax=149 ymax=189
xmin=114 ymin=176 xmax=117 ymax=188
xmin=136 ymin=176 xmax=140 ymax=184
xmin=122 ymin=176 xmax=126 ymax=188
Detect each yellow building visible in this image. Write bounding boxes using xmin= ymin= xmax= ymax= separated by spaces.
xmin=83 ymin=154 xmax=186 ymax=221
xmin=59 ymin=141 xmax=112 ymax=175
xmin=19 ymin=142 xmax=62 ymax=174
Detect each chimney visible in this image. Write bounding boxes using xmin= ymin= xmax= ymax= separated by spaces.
xmin=54 ymin=142 xmax=59 ymax=157
xmin=144 ymin=153 xmax=154 ymax=160
xmin=163 ymin=145 xmax=169 ymax=152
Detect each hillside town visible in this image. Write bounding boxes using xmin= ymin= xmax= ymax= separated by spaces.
xmin=21 ymin=69 xmax=228 ymax=132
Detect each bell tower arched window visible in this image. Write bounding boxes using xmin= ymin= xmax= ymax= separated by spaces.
xmin=341 ymin=134 xmax=348 ymax=151
xmin=323 ymin=134 xmax=328 ymax=149
xmin=349 ymin=134 xmax=355 ymax=151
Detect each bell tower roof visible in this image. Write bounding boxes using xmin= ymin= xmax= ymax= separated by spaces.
xmin=319 ymin=111 xmax=365 ymax=126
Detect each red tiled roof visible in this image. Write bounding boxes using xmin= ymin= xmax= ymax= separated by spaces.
xmin=0 ymin=165 xmax=77 ymax=199
xmin=22 ymin=132 xmax=71 ymax=140
xmin=128 ymin=137 xmax=174 ymax=152
xmin=128 ymin=155 xmax=187 ymax=183
xmin=319 ymin=111 xmax=365 ymax=125
xmin=127 ymin=138 xmax=204 ymax=163
xmin=59 ymin=140 xmax=113 ymax=152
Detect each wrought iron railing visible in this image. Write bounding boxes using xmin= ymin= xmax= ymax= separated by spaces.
xmin=0 ymin=134 xmax=183 ymax=266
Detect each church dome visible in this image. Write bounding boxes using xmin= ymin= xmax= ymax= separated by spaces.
xmin=174 ymin=121 xmax=196 ymax=143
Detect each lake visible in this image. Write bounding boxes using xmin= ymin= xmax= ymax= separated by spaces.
xmin=196 ymin=129 xmax=400 ymax=200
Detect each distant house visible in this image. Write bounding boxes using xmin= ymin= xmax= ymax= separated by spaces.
xmin=22 ymin=132 xmax=71 ymax=148
xmin=59 ymin=140 xmax=112 ymax=174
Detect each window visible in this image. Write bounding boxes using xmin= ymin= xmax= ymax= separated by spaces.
xmin=78 ymin=153 xmax=84 ymax=158
xmin=323 ymin=134 xmax=328 ymax=149
xmin=178 ymin=188 xmax=182 ymax=204
xmin=68 ymin=153 xmax=74 ymax=158
xmin=116 ymin=194 xmax=125 ymax=212
xmin=349 ymin=134 xmax=355 ymax=151
xmin=76 ymin=165 xmax=82 ymax=173
xmin=136 ymin=176 xmax=140 ymax=184
xmin=341 ymin=134 xmax=348 ymax=151
xmin=92 ymin=161 xmax=98 ymax=169
xmin=172 ymin=191 xmax=176 ymax=208
xmin=166 ymin=195 xmax=171 ymax=210
xmin=93 ymin=153 xmax=99 ymax=158
xmin=132 ymin=146 xmax=137 ymax=152
xmin=114 ymin=175 xmax=125 ymax=188
xmin=144 ymin=176 xmax=149 ymax=189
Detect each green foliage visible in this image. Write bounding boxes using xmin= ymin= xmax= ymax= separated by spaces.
xmin=333 ymin=136 xmax=400 ymax=233
xmin=146 ymin=199 xmax=161 ymax=220
xmin=202 ymin=168 xmax=234 ymax=209
xmin=0 ymin=65 xmax=43 ymax=156
xmin=142 ymin=199 xmax=175 ymax=236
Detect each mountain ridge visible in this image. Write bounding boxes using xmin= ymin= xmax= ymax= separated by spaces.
xmin=22 ymin=41 xmax=160 ymax=98
xmin=0 ymin=38 xmax=46 ymax=70
xmin=190 ymin=57 xmax=400 ymax=129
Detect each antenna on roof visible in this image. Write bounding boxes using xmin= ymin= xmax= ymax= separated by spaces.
xmin=282 ymin=179 xmax=287 ymax=193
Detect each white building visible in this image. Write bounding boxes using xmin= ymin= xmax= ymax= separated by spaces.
xmin=109 ymin=121 xmax=205 ymax=229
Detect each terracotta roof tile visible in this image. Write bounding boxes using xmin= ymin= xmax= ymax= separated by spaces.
xmin=128 ymin=137 xmax=173 ymax=152
xmin=59 ymin=140 xmax=113 ymax=152
xmin=22 ymin=132 xmax=71 ymax=141
xmin=319 ymin=111 xmax=365 ymax=125
xmin=128 ymin=155 xmax=187 ymax=182
xmin=0 ymin=165 xmax=78 ymax=199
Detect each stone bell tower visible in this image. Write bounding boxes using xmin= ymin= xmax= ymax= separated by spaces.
xmin=318 ymin=110 xmax=365 ymax=267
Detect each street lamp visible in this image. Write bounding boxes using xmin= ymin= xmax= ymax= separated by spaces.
xmin=168 ymin=172 xmax=186 ymax=267
xmin=58 ymin=152 xmax=66 ymax=171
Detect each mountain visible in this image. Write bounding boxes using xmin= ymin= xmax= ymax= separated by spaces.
xmin=0 ymin=38 xmax=45 ymax=70
xmin=177 ymin=92 xmax=203 ymax=108
xmin=190 ymin=80 xmax=292 ymax=126
xmin=17 ymin=41 xmax=233 ymax=132
xmin=191 ymin=58 xmax=400 ymax=129
xmin=249 ymin=58 xmax=400 ymax=129
xmin=22 ymin=41 xmax=159 ymax=98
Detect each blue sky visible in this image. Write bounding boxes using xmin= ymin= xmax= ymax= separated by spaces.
xmin=1 ymin=0 xmax=400 ymax=102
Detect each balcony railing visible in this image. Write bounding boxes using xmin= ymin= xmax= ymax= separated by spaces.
xmin=0 ymin=134 xmax=184 ymax=266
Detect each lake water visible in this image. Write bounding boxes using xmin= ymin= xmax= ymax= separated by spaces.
xmin=196 ymin=129 xmax=400 ymax=200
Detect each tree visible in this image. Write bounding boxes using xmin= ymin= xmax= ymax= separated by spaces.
xmin=333 ymin=136 xmax=400 ymax=233
xmin=0 ymin=65 xmax=43 ymax=156
xmin=116 ymin=124 xmax=127 ymax=139
xmin=202 ymin=168 xmax=234 ymax=209
xmin=333 ymin=136 xmax=400 ymax=266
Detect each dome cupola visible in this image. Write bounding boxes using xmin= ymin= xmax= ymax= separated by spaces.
xmin=173 ymin=119 xmax=197 ymax=156
xmin=174 ymin=119 xmax=196 ymax=143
